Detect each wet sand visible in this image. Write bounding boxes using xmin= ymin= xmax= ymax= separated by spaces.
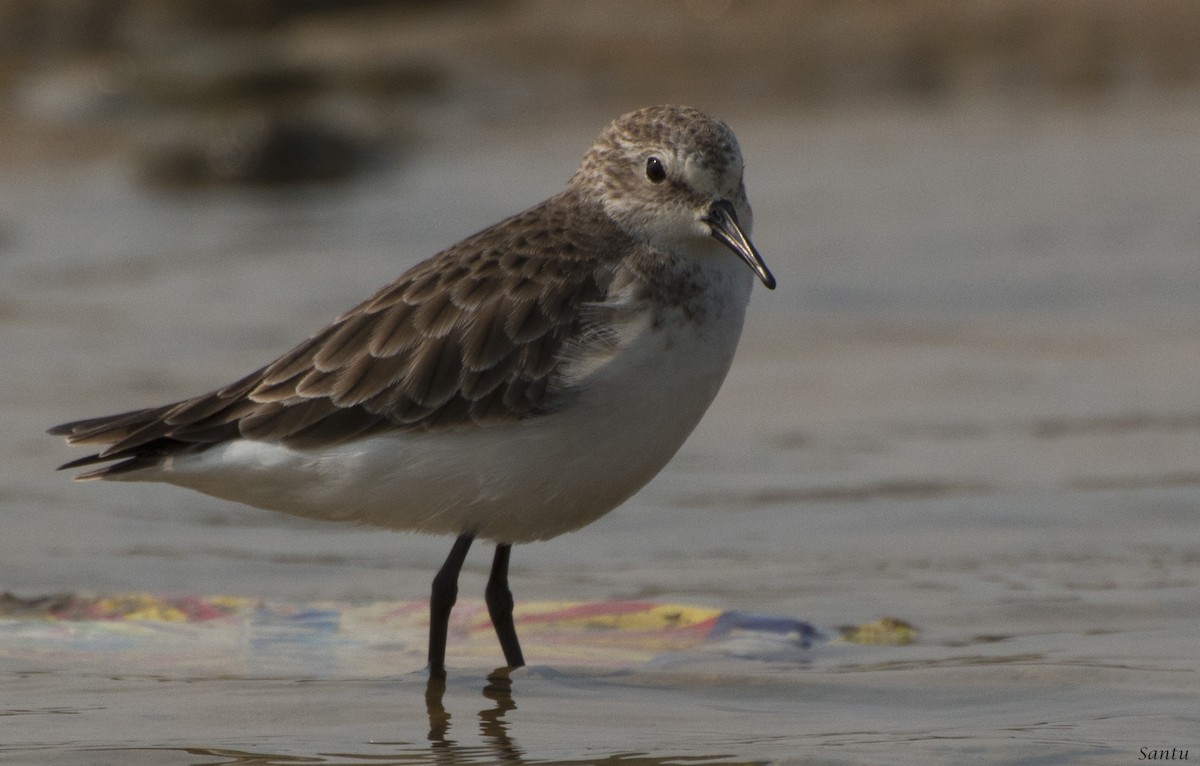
xmin=3 ymin=101 xmax=1199 ymax=764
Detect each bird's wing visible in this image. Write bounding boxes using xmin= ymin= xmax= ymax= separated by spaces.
xmin=50 ymin=196 xmax=627 ymax=476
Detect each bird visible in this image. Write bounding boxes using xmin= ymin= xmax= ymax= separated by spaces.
xmin=49 ymin=105 xmax=776 ymax=676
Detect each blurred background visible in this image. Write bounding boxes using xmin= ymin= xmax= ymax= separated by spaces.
xmin=3 ymin=2 xmax=1199 ymax=763
xmin=3 ymin=0 xmax=1200 ymax=176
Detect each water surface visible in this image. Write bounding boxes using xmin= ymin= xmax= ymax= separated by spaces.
xmin=3 ymin=102 xmax=1199 ymax=764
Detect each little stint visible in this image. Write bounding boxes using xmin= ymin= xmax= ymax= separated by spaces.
xmin=51 ymin=105 xmax=776 ymax=675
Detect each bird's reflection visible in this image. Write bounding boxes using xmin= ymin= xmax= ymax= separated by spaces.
xmin=167 ymin=672 xmax=761 ymax=766
xmin=425 ymin=673 xmax=452 ymax=744
xmin=425 ymin=667 xmax=524 ymax=763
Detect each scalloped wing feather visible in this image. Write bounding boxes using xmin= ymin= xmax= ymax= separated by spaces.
xmin=50 ymin=194 xmax=629 ymax=476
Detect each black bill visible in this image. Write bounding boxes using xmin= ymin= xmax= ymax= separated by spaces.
xmin=703 ymin=200 xmax=776 ymax=290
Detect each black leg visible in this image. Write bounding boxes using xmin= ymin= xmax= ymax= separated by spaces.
xmin=485 ymin=543 xmax=525 ymax=668
xmin=429 ymin=533 xmax=474 ymax=676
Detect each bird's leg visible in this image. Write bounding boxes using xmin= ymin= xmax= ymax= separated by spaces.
xmin=485 ymin=543 xmax=525 ymax=668
xmin=428 ymin=533 xmax=475 ymax=677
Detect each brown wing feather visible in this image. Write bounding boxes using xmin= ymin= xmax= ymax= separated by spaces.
xmin=50 ymin=193 xmax=628 ymax=476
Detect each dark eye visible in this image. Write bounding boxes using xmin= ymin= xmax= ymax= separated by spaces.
xmin=645 ymin=156 xmax=666 ymax=183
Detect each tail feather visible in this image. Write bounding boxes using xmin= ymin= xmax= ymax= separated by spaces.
xmin=48 ymin=405 xmax=174 ymax=445
xmin=72 ymin=455 xmax=174 ymax=480
xmin=50 ymin=405 xmax=192 ymax=479
xmin=57 ymin=452 xmax=115 ymax=471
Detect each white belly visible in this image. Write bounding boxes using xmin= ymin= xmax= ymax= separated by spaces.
xmin=133 ymin=263 xmax=754 ymax=543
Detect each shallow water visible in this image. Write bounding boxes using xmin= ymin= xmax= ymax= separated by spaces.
xmin=3 ymin=101 xmax=1199 ymax=764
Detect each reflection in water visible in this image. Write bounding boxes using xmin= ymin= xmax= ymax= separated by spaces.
xmin=145 ymin=672 xmax=762 ymax=765
xmin=477 ymin=670 xmax=521 ymax=761
xmin=426 ymin=668 xmax=523 ymax=763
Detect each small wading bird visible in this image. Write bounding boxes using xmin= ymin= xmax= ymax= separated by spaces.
xmin=51 ymin=105 xmax=775 ymax=676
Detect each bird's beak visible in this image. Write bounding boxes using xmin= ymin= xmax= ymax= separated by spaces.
xmin=703 ymin=200 xmax=776 ymax=290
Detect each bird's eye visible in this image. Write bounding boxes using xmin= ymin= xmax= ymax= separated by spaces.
xmin=645 ymin=156 xmax=667 ymax=183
